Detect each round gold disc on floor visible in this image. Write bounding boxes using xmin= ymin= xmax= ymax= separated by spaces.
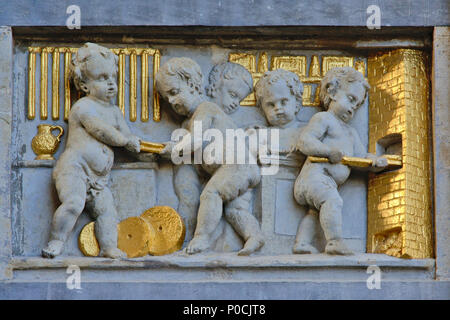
xmin=78 ymin=221 xmax=100 ymax=257
xmin=117 ymin=216 xmax=155 ymax=258
xmin=140 ymin=206 xmax=186 ymax=256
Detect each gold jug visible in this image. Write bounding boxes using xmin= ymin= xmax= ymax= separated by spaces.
xmin=31 ymin=124 xmax=64 ymax=160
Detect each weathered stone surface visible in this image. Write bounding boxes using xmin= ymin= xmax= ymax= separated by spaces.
xmin=0 ymin=27 xmax=13 ymax=280
xmin=4 ymin=279 xmax=450 ymax=299
xmin=433 ymin=27 xmax=450 ymax=280
xmin=1 ymin=0 xmax=448 ymax=27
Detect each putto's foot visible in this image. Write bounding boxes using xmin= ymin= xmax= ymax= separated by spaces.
xmin=325 ymin=239 xmax=353 ymax=255
xmin=292 ymin=242 xmax=319 ymax=254
xmin=42 ymin=240 xmax=64 ymax=258
xmin=100 ymin=247 xmax=126 ymax=259
xmin=238 ymin=236 xmax=264 ymax=256
xmin=186 ymin=235 xmax=210 ymax=254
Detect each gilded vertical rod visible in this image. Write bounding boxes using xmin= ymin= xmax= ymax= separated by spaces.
xmin=153 ymin=50 xmax=161 ymax=122
xmin=64 ymin=50 xmax=71 ymax=120
xmin=118 ymin=51 xmax=125 ymax=116
xmin=27 ymin=48 xmax=37 ymax=120
xmin=52 ymin=48 xmax=60 ymax=120
xmin=129 ymin=50 xmax=137 ymax=122
xmin=141 ymin=51 xmax=149 ymax=122
xmin=302 ymin=84 xmax=312 ymax=105
xmin=40 ymin=48 xmax=49 ymax=120
xmin=258 ymin=52 xmax=269 ymax=73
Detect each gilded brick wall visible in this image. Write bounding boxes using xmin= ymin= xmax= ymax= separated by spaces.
xmin=367 ymin=49 xmax=432 ymax=258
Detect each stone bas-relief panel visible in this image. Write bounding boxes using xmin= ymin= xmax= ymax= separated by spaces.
xmin=9 ymin=40 xmax=432 ymax=261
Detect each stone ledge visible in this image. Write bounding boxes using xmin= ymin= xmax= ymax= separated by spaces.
xmin=9 ymin=252 xmax=434 ymax=270
xmin=4 ymin=253 xmax=437 ymax=286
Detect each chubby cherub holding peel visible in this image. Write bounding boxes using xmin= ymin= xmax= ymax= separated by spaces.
xmin=156 ymin=57 xmax=264 ymax=256
xmin=293 ymin=67 xmax=388 ymax=255
xmin=42 ymin=43 xmax=140 ymax=259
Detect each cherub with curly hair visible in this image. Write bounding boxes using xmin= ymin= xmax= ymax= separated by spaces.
xmin=206 ymin=62 xmax=253 ymax=114
xmin=174 ymin=62 xmax=254 ymax=243
xmin=156 ymin=57 xmax=264 ymax=256
xmin=42 ymin=43 xmax=141 ymax=259
xmin=293 ymin=67 xmax=388 ymax=255
xmin=254 ymin=69 xmax=304 ymax=156
xmin=255 ymin=69 xmax=303 ymax=129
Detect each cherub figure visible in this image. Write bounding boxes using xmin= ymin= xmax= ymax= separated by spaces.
xmin=293 ymin=67 xmax=387 ymax=255
xmin=42 ymin=43 xmax=141 ymax=259
xmin=156 ymin=57 xmax=264 ymax=256
xmin=173 ymin=62 xmax=254 ymax=243
xmin=254 ymin=69 xmax=304 ymax=154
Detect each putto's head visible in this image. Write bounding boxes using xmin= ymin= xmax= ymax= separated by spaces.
xmin=70 ymin=43 xmax=118 ymax=102
xmin=255 ymin=69 xmax=303 ymax=127
xmin=320 ymin=67 xmax=370 ymax=122
xmin=206 ymin=62 xmax=253 ymax=114
xmin=156 ymin=57 xmax=204 ymax=116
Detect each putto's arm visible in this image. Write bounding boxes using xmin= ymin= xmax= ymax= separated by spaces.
xmin=113 ymin=107 xmax=141 ymax=153
xmin=77 ymin=107 xmax=129 ymax=147
xmin=348 ymin=127 xmax=389 ymax=172
xmin=296 ymin=112 xmax=332 ymax=157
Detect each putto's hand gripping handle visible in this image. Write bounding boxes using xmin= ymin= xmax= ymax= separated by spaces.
xmin=140 ymin=140 xmax=165 ymax=154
